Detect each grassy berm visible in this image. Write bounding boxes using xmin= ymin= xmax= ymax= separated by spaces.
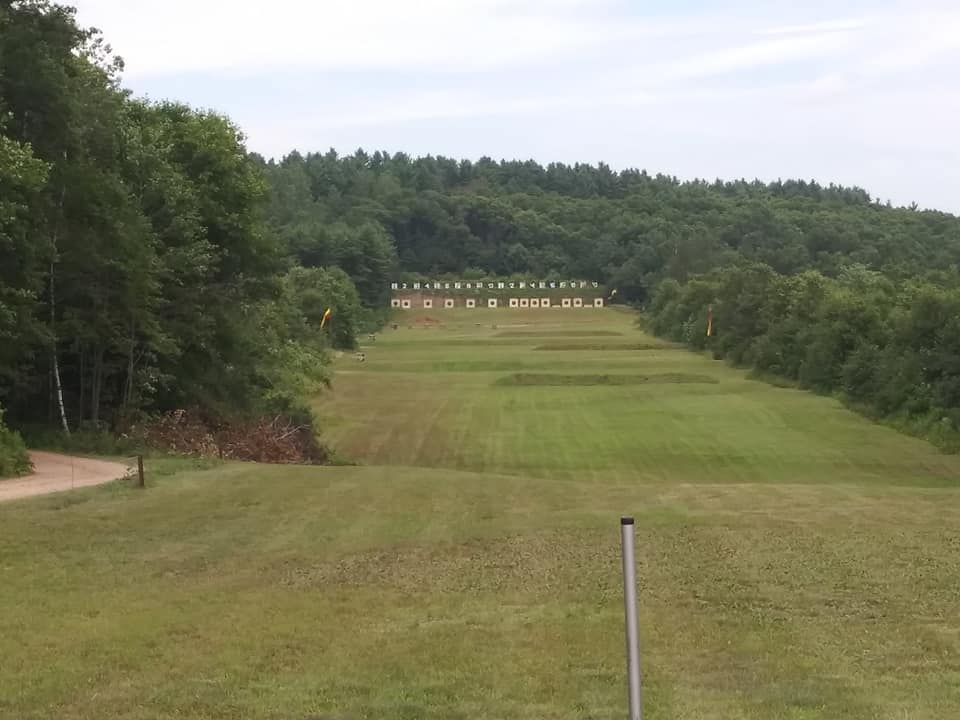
xmin=2 ymin=308 xmax=959 ymax=719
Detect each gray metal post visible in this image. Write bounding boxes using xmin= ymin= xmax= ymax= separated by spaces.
xmin=621 ymin=516 xmax=642 ymax=720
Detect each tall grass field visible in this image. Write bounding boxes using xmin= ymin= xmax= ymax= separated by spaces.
xmin=1 ymin=308 xmax=958 ymax=719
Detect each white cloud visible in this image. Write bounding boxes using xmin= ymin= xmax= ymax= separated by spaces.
xmin=76 ymin=1 xmax=952 ymax=83
xmin=314 ymin=91 xmax=580 ymax=128
xmin=73 ymin=0 xmax=617 ymax=75
xmin=662 ymin=31 xmax=855 ymax=80
xmin=855 ymin=11 xmax=960 ymax=73
xmin=758 ymin=18 xmax=872 ymax=36
xmin=68 ymin=0 xmax=960 ymax=211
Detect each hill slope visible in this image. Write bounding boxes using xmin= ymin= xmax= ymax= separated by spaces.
xmin=2 ymin=308 xmax=958 ymax=719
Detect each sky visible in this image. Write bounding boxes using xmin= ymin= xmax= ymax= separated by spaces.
xmin=70 ymin=0 xmax=960 ymax=212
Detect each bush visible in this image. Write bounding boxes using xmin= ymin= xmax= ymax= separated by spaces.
xmin=0 ymin=407 xmax=31 ymax=477
xmin=19 ymin=424 xmax=142 ymax=456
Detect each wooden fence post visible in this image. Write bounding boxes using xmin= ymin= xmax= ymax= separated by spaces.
xmin=137 ymin=455 xmax=145 ymax=488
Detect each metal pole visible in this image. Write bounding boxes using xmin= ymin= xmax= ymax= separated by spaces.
xmin=621 ymin=516 xmax=642 ymax=720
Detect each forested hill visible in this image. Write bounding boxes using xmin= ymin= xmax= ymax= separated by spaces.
xmin=262 ymin=151 xmax=960 ymax=448
xmin=260 ymin=150 xmax=960 ymax=304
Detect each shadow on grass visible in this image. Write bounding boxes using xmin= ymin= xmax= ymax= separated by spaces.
xmin=533 ymin=342 xmax=678 ymax=351
xmin=495 ymin=330 xmax=624 ymax=338
xmin=494 ymin=373 xmax=719 ymax=387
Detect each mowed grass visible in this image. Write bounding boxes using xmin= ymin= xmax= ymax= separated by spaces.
xmin=322 ymin=309 xmax=960 ymax=487
xmin=1 ymin=308 xmax=959 ymax=719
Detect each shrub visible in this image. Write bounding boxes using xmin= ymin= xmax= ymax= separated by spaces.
xmin=0 ymin=407 xmax=31 ymax=477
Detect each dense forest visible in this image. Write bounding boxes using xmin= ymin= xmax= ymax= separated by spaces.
xmin=261 ymin=149 xmax=960 ymax=296
xmin=3 ymin=1 xmax=960 ymax=473
xmin=0 ymin=1 xmax=377 ymax=470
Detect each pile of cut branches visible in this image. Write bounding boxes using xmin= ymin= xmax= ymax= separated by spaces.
xmin=125 ymin=410 xmax=328 ymax=464
xmin=217 ymin=415 xmax=328 ymax=464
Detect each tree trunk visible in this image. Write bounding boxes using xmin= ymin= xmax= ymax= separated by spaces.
xmin=78 ymin=346 xmax=86 ymax=424
xmin=50 ymin=150 xmax=70 ymax=437
xmin=90 ymin=345 xmax=104 ymax=427
xmin=123 ymin=318 xmax=136 ymax=410
xmin=48 ymin=364 xmax=54 ymax=424
xmin=50 ymin=261 xmax=70 ymax=437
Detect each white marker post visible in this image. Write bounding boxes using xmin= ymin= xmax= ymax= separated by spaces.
xmin=621 ymin=516 xmax=642 ymax=720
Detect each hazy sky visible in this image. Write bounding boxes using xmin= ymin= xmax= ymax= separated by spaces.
xmin=71 ymin=0 xmax=960 ymax=211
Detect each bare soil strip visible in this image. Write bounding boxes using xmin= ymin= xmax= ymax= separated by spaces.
xmin=0 ymin=452 xmax=128 ymax=502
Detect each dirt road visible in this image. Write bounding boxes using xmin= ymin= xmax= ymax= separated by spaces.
xmin=0 ymin=451 xmax=129 ymax=503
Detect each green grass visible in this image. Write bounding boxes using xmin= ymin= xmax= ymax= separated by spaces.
xmin=326 ymin=309 xmax=960 ymax=487
xmin=2 ymin=307 xmax=959 ymax=719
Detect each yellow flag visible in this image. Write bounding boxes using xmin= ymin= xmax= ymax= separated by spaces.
xmin=320 ymin=307 xmax=332 ymax=329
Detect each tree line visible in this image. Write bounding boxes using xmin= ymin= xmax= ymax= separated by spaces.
xmin=0 ymin=1 xmax=380 ymax=471
xmin=261 ymin=148 xmax=960 ymax=305
xmin=649 ymin=265 xmax=960 ymax=448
